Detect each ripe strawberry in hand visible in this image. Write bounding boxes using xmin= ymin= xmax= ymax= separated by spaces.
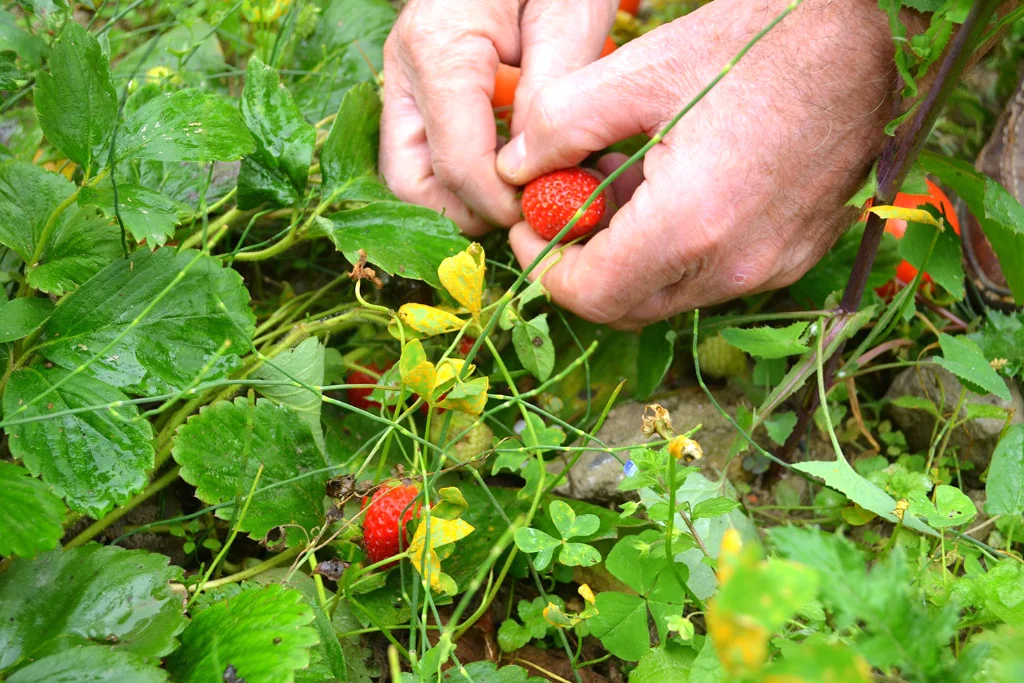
xmin=361 ymin=481 xmax=421 ymax=565
xmin=522 ymin=168 xmax=606 ymax=243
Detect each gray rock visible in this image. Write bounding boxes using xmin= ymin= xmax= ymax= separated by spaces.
xmin=885 ymin=366 xmax=1023 ymax=477
xmin=547 ymin=386 xmax=761 ymax=503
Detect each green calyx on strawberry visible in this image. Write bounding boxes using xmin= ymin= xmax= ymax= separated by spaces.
xmin=361 ymin=480 xmax=422 ymax=566
xmin=522 ymin=167 xmax=606 ymax=242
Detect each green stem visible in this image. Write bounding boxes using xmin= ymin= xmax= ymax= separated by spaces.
xmin=192 ymin=546 xmax=302 ymax=591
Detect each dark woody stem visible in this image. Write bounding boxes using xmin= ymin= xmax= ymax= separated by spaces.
xmin=776 ymin=0 xmax=1004 ymax=462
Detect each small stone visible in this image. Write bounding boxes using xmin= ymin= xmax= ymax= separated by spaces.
xmin=885 ymin=366 xmax=1023 ymax=481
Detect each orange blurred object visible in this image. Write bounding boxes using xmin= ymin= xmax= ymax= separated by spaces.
xmin=619 ymin=0 xmax=641 ymax=15
xmin=871 ymin=179 xmax=961 ymax=295
xmin=492 ymin=37 xmax=617 ymax=122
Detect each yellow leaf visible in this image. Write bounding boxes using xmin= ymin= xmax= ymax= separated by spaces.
xmin=404 ymin=361 xmax=436 ymax=399
xmin=717 ymin=527 xmax=743 ymax=586
xmin=867 ymin=205 xmax=945 ymax=230
xmin=397 ymin=303 xmax=465 ymax=338
xmin=407 ymin=516 xmax=475 ymax=592
xmin=438 ymin=243 xmax=486 ymax=319
xmin=438 ymin=377 xmax=489 ymax=415
xmin=578 ymin=584 xmax=596 ymax=605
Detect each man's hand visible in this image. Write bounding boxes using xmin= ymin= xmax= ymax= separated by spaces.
xmin=496 ymin=0 xmax=905 ymax=327
xmin=380 ymin=0 xmax=619 ymax=236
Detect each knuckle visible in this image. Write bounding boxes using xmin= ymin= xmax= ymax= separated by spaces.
xmin=532 ymin=89 xmax=571 ymax=136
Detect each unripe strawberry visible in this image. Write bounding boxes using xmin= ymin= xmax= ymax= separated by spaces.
xmin=522 ymin=168 xmax=606 ymax=243
xmin=430 ymin=413 xmax=494 ymax=469
xmin=361 ymin=481 xmax=421 ymax=565
xmin=696 ymin=335 xmax=748 ymax=379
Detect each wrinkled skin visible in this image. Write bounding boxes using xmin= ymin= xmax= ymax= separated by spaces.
xmin=381 ymin=0 xmax=917 ymax=327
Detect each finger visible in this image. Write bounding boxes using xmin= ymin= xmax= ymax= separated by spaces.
xmin=497 ymin=30 xmax=690 ymax=185
xmin=380 ymin=72 xmax=491 ymax=234
xmin=512 ymin=0 xmax=618 ymax=136
xmin=596 ymin=152 xmax=644 ymax=208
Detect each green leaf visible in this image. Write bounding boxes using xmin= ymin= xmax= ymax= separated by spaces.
xmin=0 ymin=107 xmax=43 ymax=161
xmin=605 ymin=530 xmax=683 ymax=598
xmin=971 ymin=311 xmax=1024 ymax=378
xmin=442 ymin=661 xmax=545 ymax=683
xmin=36 ymin=248 xmax=255 ymax=396
xmin=238 ymin=58 xmax=316 ymax=209
xmin=117 ymin=89 xmax=255 ymax=163
xmin=253 ymin=337 xmax=326 ymax=454
xmin=899 ymin=220 xmax=964 ymax=299
xmin=0 ymin=546 xmax=185 ymax=672
xmin=908 ymin=484 xmax=976 ymax=528
xmin=630 ymin=643 xmax=698 ymax=683
xmin=719 ymin=322 xmax=809 ymax=359
xmin=761 ymin=639 xmax=870 ymax=682
xmin=497 ymin=620 xmax=532 ymax=652
xmin=7 ymin=647 xmax=167 ymax=683
xmin=920 ymin=152 xmax=1024 ymax=303
xmin=985 ymin=177 xmax=1024 ymax=229
xmin=512 ymin=313 xmax=554 ymax=382
xmin=26 ymin=206 xmax=121 ymax=296
xmin=324 ymin=201 xmax=469 ymax=288
xmin=692 ymin=496 xmax=742 ymax=521
xmin=512 ymin=527 xmax=559 ymax=571
xmin=79 ymin=183 xmax=190 ymax=247
xmin=986 ymin=425 xmax=1024 ymax=517
xmin=0 ymin=51 xmax=22 ymax=91
xmin=559 ymin=541 xmax=602 ymax=567
xmin=166 ymin=585 xmax=318 ymax=683
xmin=636 ymin=320 xmax=676 ymax=399
xmin=588 ymin=592 xmax=650 ymax=661
xmin=0 ymin=462 xmax=64 ymax=558
xmin=0 ymin=11 xmax=46 ymax=68
xmin=934 ymin=333 xmax=1010 ymax=401
xmin=0 ymin=296 xmax=53 ymax=343
xmin=321 ymin=82 xmax=387 ymax=201
xmin=548 ymin=499 xmax=599 ymax=539
xmin=34 ymin=22 xmax=117 ymax=173
xmin=890 ymin=395 xmax=939 ymax=416
xmin=173 ymin=397 xmax=334 ymax=546
xmin=764 ymin=410 xmax=797 ymax=446
xmin=3 ymin=366 xmax=154 ymax=517
xmin=0 ymin=161 xmax=75 ymax=264
xmin=794 ymin=453 xmax=935 ymax=536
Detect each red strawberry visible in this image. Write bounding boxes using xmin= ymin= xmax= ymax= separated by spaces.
xmin=361 ymin=482 xmax=422 ymax=565
xmin=346 ymin=361 xmax=393 ymax=411
xmin=458 ymin=336 xmax=476 ymax=357
xmin=522 ymin=168 xmax=606 ymax=242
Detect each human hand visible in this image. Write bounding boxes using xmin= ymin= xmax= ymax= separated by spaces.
xmin=380 ymin=0 xmax=619 ymax=236
xmin=498 ymin=0 xmax=909 ymax=327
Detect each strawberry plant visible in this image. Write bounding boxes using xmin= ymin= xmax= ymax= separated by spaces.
xmin=4 ymin=1 xmax=1024 ymax=682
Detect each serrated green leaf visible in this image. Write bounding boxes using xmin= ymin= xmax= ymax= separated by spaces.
xmin=238 ymin=58 xmax=316 ymax=209
xmin=166 ymin=584 xmax=318 ymax=683
xmin=7 ymin=647 xmax=167 ymax=683
xmin=588 ymin=592 xmax=650 ymax=661
xmin=321 ymin=82 xmax=387 ymax=201
xmin=0 ymin=462 xmax=64 ymax=558
xmin=720 ymin=322 xmax=809 ymax=359
xmin=26 ymin=206 xmax=121 ymax=296
xmin=0 ymin=297 xmax=53 ymax=343
xmin=324 ymin=202 xmax=469 ymax=289
xmin=971 ymin=311 xmax=1024 ymax=378
xmin=899 ymin=220 xmax=964 ymax=299
xmin=934 ymin=333 xmax=1010 ymax=401
xmin=0 ymin=546 xmax=185 ymax=672
xmin=692 ymin=496 xmax=742 ymax=521
xmin=764 ymin=410 xmax=797 ymax=446
xmin=36 ymin=248 xmax=254 ymax=397
xmin=116 ymin=89 xmax=255 ymax=163
xmin=34 ymin=22 xmax=117 ymax=173
xmin=79 ymin=183 xmax=190 ymax=247
xmin=986 ymin=425 xmax=1024 ymax=517
xmin=172 ymin=397 xmax=334 ymax=546
xmin=512 ymin=313 xmax=554 ymax=382
xmin=0 ymin=161 xmax=75 ymax=264
xmin=253 ymin=337 xmax=326 ymax=454
xmin=3 ymin=366 xmax=154 ymax=517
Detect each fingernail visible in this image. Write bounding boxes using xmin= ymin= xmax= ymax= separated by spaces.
xmin=499 ymin=134 xmax=526 ymax=179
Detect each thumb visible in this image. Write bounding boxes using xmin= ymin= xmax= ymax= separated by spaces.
xmin=497 ymin=37 xmax=673 ymax=185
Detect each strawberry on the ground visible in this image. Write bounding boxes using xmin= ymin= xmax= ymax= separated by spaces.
xmin=361 ymin=481 xmax=421 ymax=565
xmin=346 ymin=361 xmax=393 ymax=411
xmin=522 ymin=168 xmax=606 ymax=242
